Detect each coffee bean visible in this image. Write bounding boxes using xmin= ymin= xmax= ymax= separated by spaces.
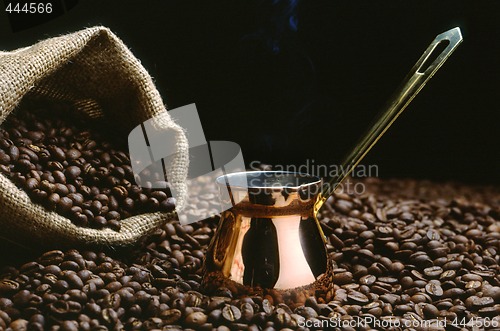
xmin=8 ymin=145 xmax=20 ymax=161
xmin=0 ymin=151 xmax=11 ymax=165
xmin=222 ymin=304 xmax=242 ymax=322
xmin=429 ymin=247 xmax=448 ymax=259
xmin=261 ymin=299 xmax=273 ymax=315
xmin=467 ymin=296 xmax=495 ymax=309
xmin=442 ymin=288 xmax=464 ymax=299
xmin=482 ymin=286 xmax=500 ymax=301
xmin=478 ymin=306 xmax=500 ymax=317
xmin=240 ymin=302 xmax=255 ymax=322
xmin=19 ymin=147 xmax=38 ymax=162
xmin=379 ymin=293 xmax=399 ymax=305
xmin=60 ymin=320 xmax=79 ymax=331
xmin=424 ymin=266 xmax=443 ymax=278
xmin=161 ymin=198 xmax=176 ymax=212
xmin=377 ymin=226 xmax=392 ymax=235
xmin=16 ymin=158 xmax=34 ymax=171
xmin=57 ymin=197 xmax=73 ymax=214
xmin=12 ymin=290 xmax=32 ymax=307
xmin=347 ymin=291 xmax=369 ymax=304
xmin=410 ymin=270 xmax=427 ymax=281
xmin=439 ymin=270 xmax=456 ymax=281
xmin=208 ymin=308 xmax=223 ymax=324
xmin=53 ymin=170 xmax=66 ymax=184
xmin=425 ymin=283 xmax=443 ymax=297
xmin=332 ymin=271 xmax=353 ymax=285
xmin=185 ymin=311 xmax=208 ymax=327
xmin=273 ymin=307 xmax=292 ymax=328
xmin=65 ymin=166 xmax=81 ymax=180
xmin=47 ymin=193 xmax=60 ymax=210
xmin=26 ymin=130 xmax=44 ymax=142
xmin=422 ymin=303 xmax=439 ymax=318
xmin=394 ymin=304 xmax=413 ymax=314
xmin=442 ymin=261 xmax=462 ymax=270
xmin=39 ymin=250 xmax=64 ymax=266
xmin=123 ymin=197 xmax=135 ymax=211
xmin=0 ymin=279 xmax=19 ymax=293
xmin=329 ymin=233 xmax=344 ymax=249
xmin=471 ymin=269 xmax=495 ymax=278
xmin=9 ymin=319 xmax=28 ymax=330
xmin=65 ymin=149 xmax=81 ymax=161
xmin=426 ymin=229 xmax=440 ymax=241
xmin=101 ymin=307 xmax=118 ymax=325
xmin=359 ymin=275 xmax=376 ymax=286
xmin=465 ymin=229 xmax=483 ymax=238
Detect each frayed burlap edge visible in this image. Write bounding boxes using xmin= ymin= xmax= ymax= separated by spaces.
xmin=0 ymin=172 xmax=174 ymax=246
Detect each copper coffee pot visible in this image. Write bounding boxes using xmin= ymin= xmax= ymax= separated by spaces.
xmin=202 ymin=28 xmax=463 ymax=300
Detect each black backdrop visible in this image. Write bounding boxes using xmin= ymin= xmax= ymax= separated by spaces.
xmin=1 ymin=0 xmax=499 ymax=184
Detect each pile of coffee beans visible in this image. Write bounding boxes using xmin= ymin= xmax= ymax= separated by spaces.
xmin=0 ymin=103 xmax=175 ymax=231
xmin=0 ymin=177 xmax=499 ymax=330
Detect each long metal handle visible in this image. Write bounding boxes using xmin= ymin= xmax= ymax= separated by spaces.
xmin=315 ymin=27 xmax=463 ymax=212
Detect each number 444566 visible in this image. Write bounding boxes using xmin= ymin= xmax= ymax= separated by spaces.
xmin=5 ymin=2 xmax=53 ymax=14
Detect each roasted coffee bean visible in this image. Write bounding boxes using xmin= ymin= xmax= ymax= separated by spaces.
xmin=57 ymin=197 xmax=73 ymax=214
xmin=466 ymin=296 xmax=495 ymax=310
xmin=425 ymin=282 xmax=443 ymax=297
xmin=101 ymin=307 xmax=118 ymax=325
xmin=39 ymin=250 xmax=64 ymax=266
xmin=439 ymin=270 xmax=456 ymax=281
xmin=19 ymin=146 xmax=38 ymax=162
xmin=239 ymin=302 xmax=255 ymax=322
xmin=442 ymin=288 xmax=465 ymax=299
xmin=65 ymin=166 xmax=81 ymax=180
xmin=161 ymin=198 xmax=176 ymax=212
xmin=65 ymin=149 xmax=81 ymax=161
xmin=185 ymin=311 xmax=208 ymax=328
xmin=377 ymin=226 xmax=392 ymax=235
xmin=16 ymin=158 xmax=34 ymax=171
xmin=424 ymin=266 xmax=443 ymax=278
xmin=0 ymin=279 xmax=19 ymax=293
xmin=26 ymin=131 xmax=44 ymax=142
xmin=222 ymin=304 xmax=242 ymax=322
xmin=8 ymin=145 xmax=20 ymax=161
xmin=261 ymin=299 xmax=273 ymax=315
xmin=478 ymin=306 xmax=500 ymax=317
xmin=9 ymin=319 xmax=28 ymax=330
xmin=208 ymin=308 xmax=223 ymax=324
xmin=347 ymin=291 xmax=369 ymax=304
xmin=52 ymin=170 xmax=66 ymax=184
xmin=47 ymin=193 xmax=60 ymax=210
xmin=443 ymin=260 xmax=462 ymax=270
xmin=359 ymin=275 xmax=376 ymax=286
xmin=0 ymin=151 xmax=11 ymax=165
xmin=411 ymin=255 xmax=432 ymax=270
xmin=332 ymin=271 xmax=353 ymax=285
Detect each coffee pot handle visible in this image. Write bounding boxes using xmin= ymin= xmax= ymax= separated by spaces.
xmin=315 ymin=27 xmax=463 ymax=213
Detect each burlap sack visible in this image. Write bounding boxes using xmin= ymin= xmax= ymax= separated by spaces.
xmin=0 ymin=26 xmax=189 ymax=247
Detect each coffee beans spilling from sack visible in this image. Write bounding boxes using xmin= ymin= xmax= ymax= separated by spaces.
xmin=0 ymin=103 xmax=175 ymax=231
xmin=1 ymin=178 xmax=499 ymax=330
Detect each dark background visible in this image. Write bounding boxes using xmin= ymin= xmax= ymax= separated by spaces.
xmin=1 ymin=0 xmax=499 ymax=184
